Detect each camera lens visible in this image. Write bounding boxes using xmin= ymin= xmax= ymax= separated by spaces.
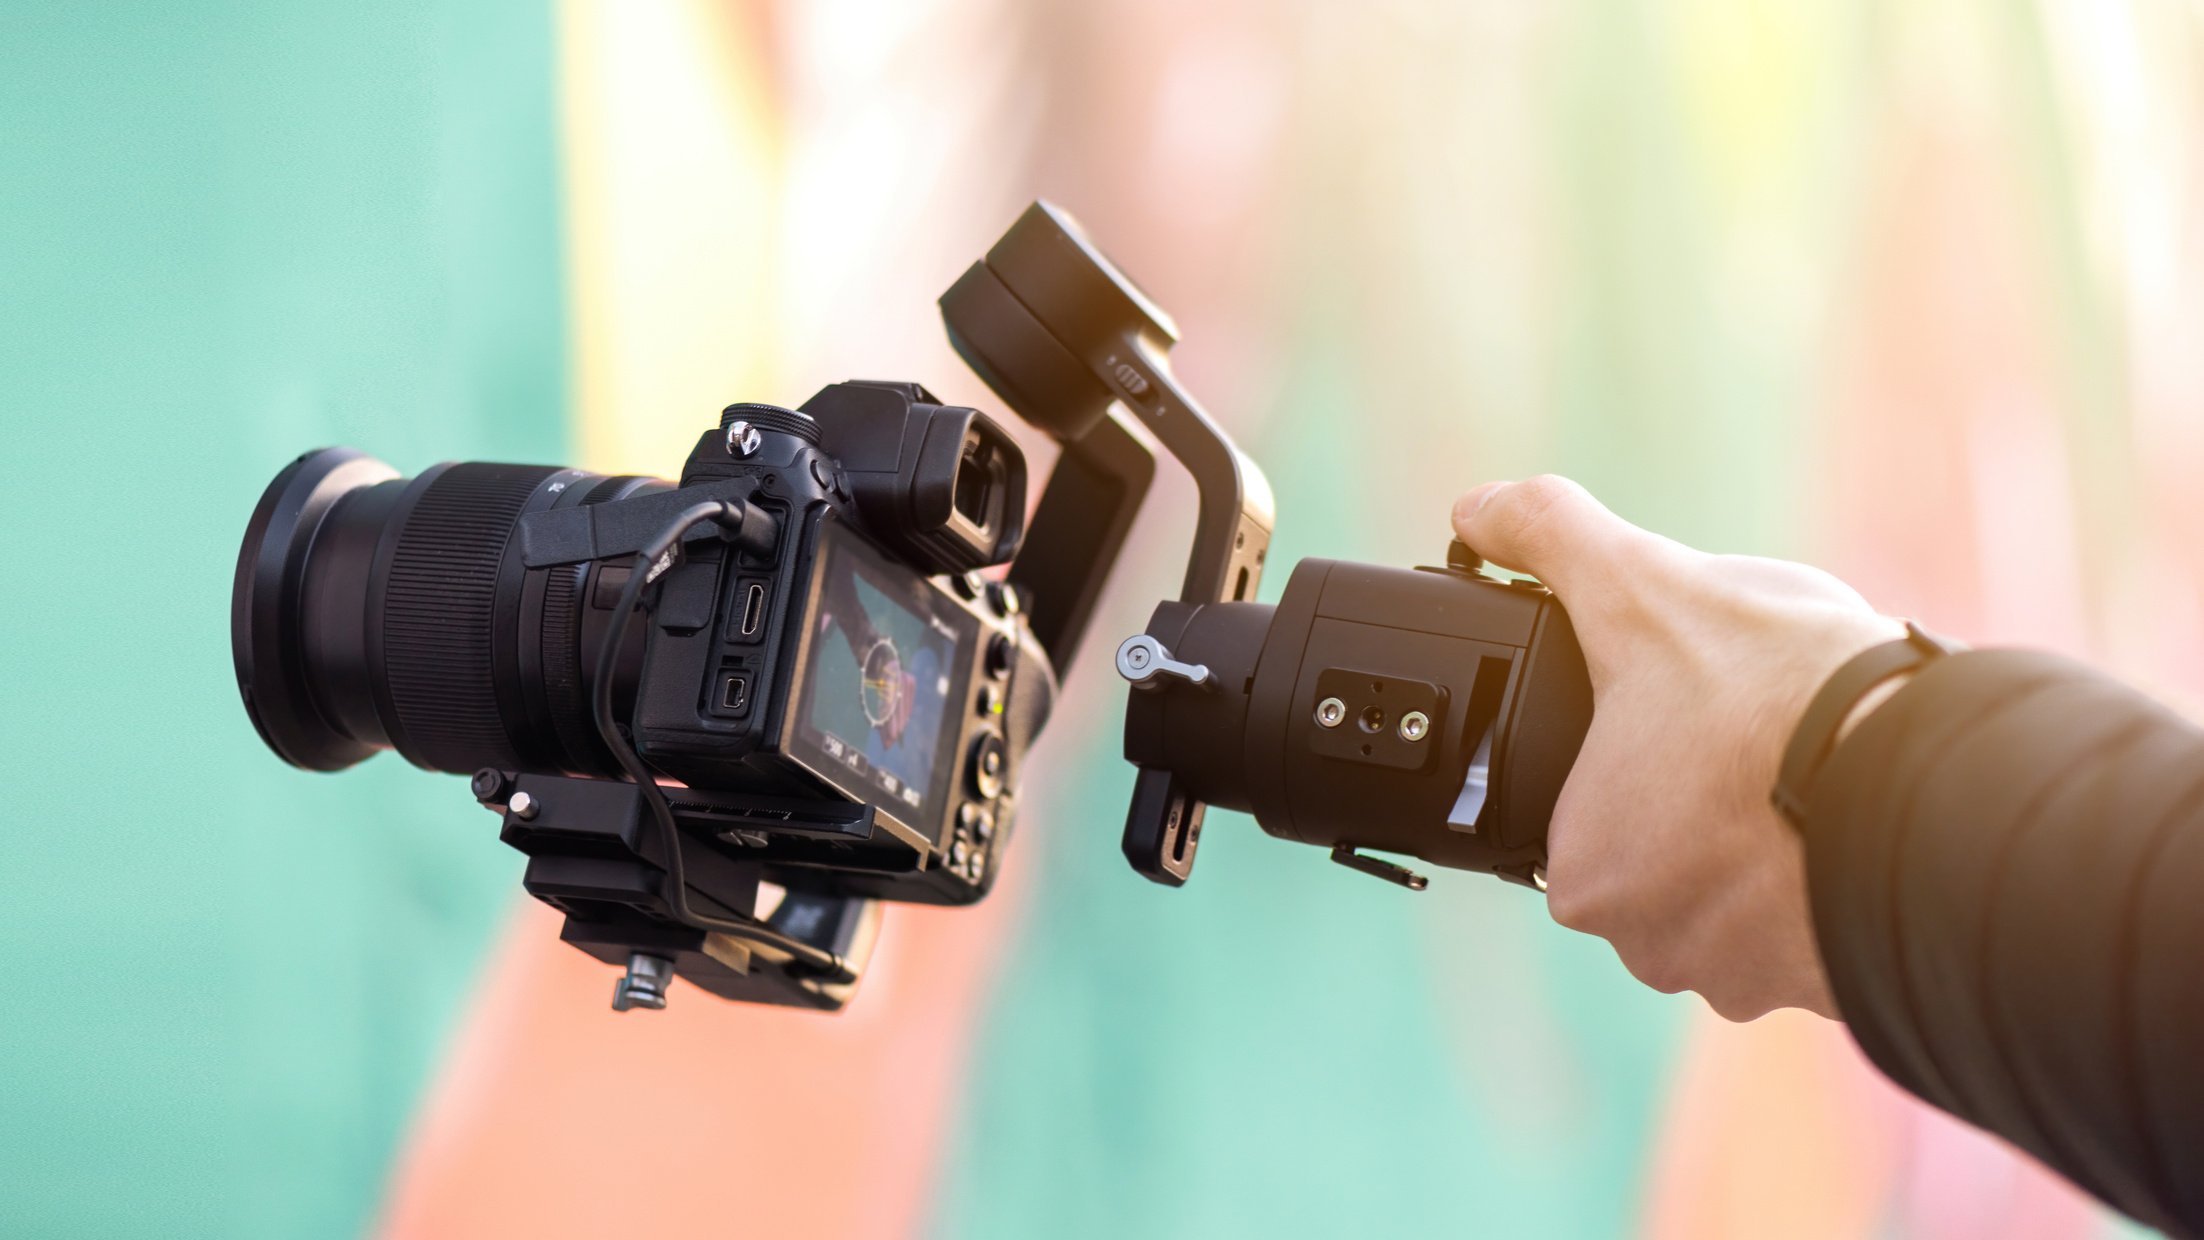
xmin=233 ymin=447 xmax=666 ymax=775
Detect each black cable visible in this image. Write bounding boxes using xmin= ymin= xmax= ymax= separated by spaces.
xmin=589 ymin=499 xmax=856 ymax=984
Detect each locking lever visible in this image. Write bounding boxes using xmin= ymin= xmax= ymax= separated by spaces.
xmin=1115 ymin=634 xmax=1214 ymax=692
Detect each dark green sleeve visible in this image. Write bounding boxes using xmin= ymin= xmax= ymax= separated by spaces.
xmin=1802 ymin=650 xmax=2204 ymax=1238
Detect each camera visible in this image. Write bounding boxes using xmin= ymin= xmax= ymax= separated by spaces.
xmin=237 ymin=378 xmax=1045 ymax=1009
xmin=233 ymin=201 xmax=1597 ymax=1014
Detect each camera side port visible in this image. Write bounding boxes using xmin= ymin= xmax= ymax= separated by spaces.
xmin=718 ymin=673 xmax=751 ymax=715
xmin=728 ymin=578 xmax=770 ymax=643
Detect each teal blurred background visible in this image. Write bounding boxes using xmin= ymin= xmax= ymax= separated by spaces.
xmin=2 ymin=4 xmax=564 ymax=1234
xmin=4 ymin=2 xmax=2197 ymax=1237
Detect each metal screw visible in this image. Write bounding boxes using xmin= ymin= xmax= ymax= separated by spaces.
xmin=508 ymin=790 xmax=539 ymax=820
xmin=725 ymin=420 xmax=762 ymax=457
xmin=1399 ymin=711 xmax=1430 ymax=742
xmin=1125 ymin=644 xmax=1152 ymax=671
xmin=1316 ymin=697 xmax=1347 ymax=728
xmin=612 ymin=952 xmax=673 ymax=1012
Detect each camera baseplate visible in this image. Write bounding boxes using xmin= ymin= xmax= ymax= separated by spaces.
xmin=470 ymin=769 xmax=885 ymax=1010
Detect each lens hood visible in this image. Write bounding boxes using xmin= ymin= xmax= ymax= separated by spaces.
xmin=232 ymin=447 xmax=398 ymax=771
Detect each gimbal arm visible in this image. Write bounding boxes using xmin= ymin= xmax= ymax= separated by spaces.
xmin=940 ymin=201 xmax=1274 ymax=884
xmin=1003 ymin=411 xmax=1154 ymax=670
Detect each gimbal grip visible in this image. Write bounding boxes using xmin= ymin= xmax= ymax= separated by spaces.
xmin=1121 ymin=556 xmax=1593 ymax=890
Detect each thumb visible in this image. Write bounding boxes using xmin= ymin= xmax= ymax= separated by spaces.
xmin=1450 ymin=475 xmax=1643 ymax=592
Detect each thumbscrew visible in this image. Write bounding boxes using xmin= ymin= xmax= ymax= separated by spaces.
xmin=612 ymin=953 xmax=674 ymax=1012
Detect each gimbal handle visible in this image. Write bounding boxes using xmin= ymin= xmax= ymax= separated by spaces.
xmin=940 ymin=201 xmax=1273 ymax=884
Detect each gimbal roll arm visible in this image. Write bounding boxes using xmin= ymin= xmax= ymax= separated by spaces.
xmin=940 ymin=201 xmax=1274 ymax=884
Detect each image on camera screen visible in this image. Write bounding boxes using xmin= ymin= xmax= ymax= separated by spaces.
xmin=796 ymin=534 xmax=963 ymax=821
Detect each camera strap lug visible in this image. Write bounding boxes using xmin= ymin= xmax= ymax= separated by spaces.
xmin=517 ymin=481 xmax=778 ymax=568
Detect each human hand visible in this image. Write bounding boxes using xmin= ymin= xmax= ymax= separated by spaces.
xmin=1452 ymin=477 xmax=1905 ymax=1020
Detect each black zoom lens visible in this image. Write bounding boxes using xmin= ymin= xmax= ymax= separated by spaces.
xmin=233 ymin=447 xmax=665 ymax=775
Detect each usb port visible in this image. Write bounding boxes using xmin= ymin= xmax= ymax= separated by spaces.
xmin=738 ymin=581 xmax=767 ymax=639
xmin=719 ymin=674 xmax=751 ymax=714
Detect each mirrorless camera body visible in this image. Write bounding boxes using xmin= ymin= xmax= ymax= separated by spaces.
xmin=239 ymin=379 xmax=1052 ymax=1009
xmin=234 ymin=201 xmax=1598 ymax=1015
xmin=586 ymin=381 xmax=1045 ymax=908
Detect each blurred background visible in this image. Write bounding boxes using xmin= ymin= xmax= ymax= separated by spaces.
xmin=4 ymin=0 xmax=2198 ymax=1236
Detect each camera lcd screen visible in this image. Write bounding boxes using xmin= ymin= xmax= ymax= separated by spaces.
xmin=789 ymin=523 xmax=974 ymax=836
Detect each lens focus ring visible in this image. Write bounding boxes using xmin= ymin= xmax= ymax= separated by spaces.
xmin=380 ymin=463 xmax=562 ymax=771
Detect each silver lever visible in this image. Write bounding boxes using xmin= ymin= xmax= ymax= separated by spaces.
xmin=1115 ymin=634 xmax=1214 ymax=692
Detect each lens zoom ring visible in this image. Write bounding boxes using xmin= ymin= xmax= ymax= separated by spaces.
xmin=382 ymin=463 xmax=557 ymax=770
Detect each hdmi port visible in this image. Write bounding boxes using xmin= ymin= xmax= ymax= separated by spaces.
xmin=738 ymin=582 xmax=767 ymax=639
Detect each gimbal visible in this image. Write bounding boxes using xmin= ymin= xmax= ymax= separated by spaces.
xmin=944 ymin=203 xmax=1592 ymax=895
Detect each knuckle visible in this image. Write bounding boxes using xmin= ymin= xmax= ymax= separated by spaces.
xmin=1704 ymin=990 xmax=1769 ymax=1023
xmin=1543 ymin=883 xmax=1604 ymax=935
xmin=1622 ymin=951 xmax=1689 ymax=996
xmin=1495 ymin=474 xmax=1578 ymax=548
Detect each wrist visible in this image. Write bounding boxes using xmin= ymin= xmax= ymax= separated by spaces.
xmin=1771 ymin=622 xmax=1960 ymax=829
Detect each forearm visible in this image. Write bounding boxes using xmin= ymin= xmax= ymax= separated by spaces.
xmin=1802 ymin=650 xmax=2204 ymax=1236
